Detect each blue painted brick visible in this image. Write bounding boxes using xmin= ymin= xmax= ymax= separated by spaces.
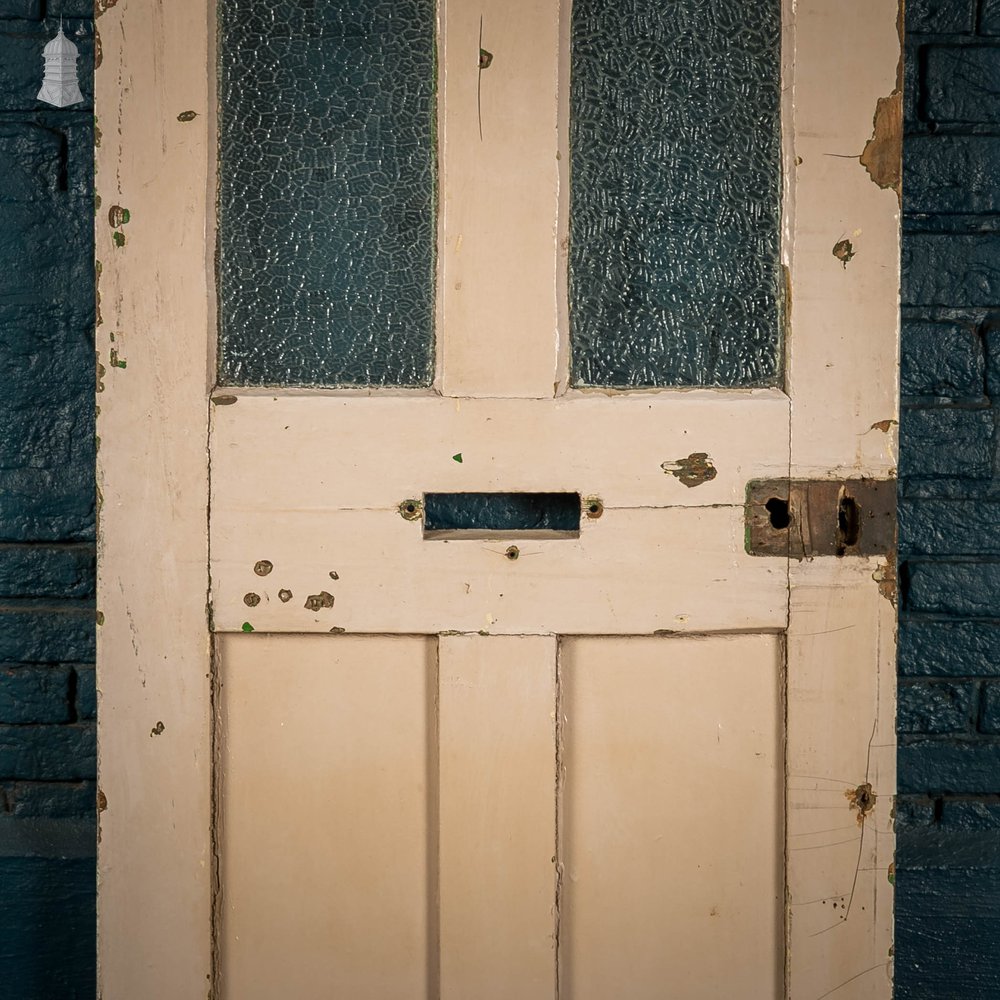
xmin=905 ymin=136 xmax=1000 ymax=216
xmin=0 ymin=723 xmax=95 ymax=780
xmin=895 ymin=796 xmax=937 ymax=830
xmin=895 ymin=868 xmax=1000 ymax=999
xmin=979 ymin=683 xmax=1000 ymax=734
xmin=898 ymin=740 xmax=1000 ymax=794
xmin=900 ymin=320 xmax=983 ymax=400
xmin=0 ymin=665 xmax=71 ymax=724
xmin=899 ymin=680 xmax=976 ymax=734
xmin=900 ymin=621 xmax=1000 ymax=677
xmin=0 ymin=857 xmax=95 ymax=1000
xmin=898 ymin=407 xmax=994 ymax=479
xmin=2 ymin=780 xmax=95 ymax=818
xmin=0 ymin=19 xmax=93 ymax=113
xmin=0 ymin=467 xmax=94 ymax=543
xmin=981 ymin=0 xmax=1000 ymax=35
xmin=922 ymin=45 xmax=1000 ymax=124
xmin=939 ymin=798 xmax=1000 ymax=829
xmin=0 ymin=610 xmax=95 ymax=664
xmin=0 ymin=1 xmax=41 ymax=19
xmin=0 ymin=546 xmax=94 ymax=600
xmin=905 ymin=561 xmax=1000 ymax=616
xmin=903 ymin=235 xmax=1000 ymax=307
xmin=907 ymin=0 xmax=975 ymax=33
xmin=73 ymin=665 xmax=94 ymax=720
xmin=900 ymin=499 xmax=1000 ymax=555
xmin=0 ymin=124 xmax=62 ymax=202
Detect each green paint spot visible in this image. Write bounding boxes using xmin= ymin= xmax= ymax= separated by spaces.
xmin=241 ymin=622 xmax=254 ymax=633
xmin=452 ymin=453 xmax=463 ymax=463
xmin=112 ymin=231 xmax=126 ymax=248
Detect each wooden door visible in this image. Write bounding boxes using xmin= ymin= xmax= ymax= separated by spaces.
xmin=95 ymin=1 xmax=900 ymax=998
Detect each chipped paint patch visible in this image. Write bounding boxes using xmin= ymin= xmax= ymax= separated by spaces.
xmin=212 ymin=395 xmax=238 ymax=406
xmin=846 ymin=782 xmax=876 ymax=825
xmin=304 ymin=591 xmax=335 ymax=611
xmin=874 ymin=559 xmax=897 ymax=606
xmin=109 ymin=348 xmax=126 ymax=370
xmin=860 ymin=90 xmax=902 ymax=198
xmin=177 ymin=110 xmax=198 ymax=123
xmin=871 ymin=419 xmax=896 ymax=433
xmin=661 ymin=452 xmax=717 ymax=488
xmin=833 ymin=239 xmax=856 ymax=268
xmin=253 ymin=560 xmax=273 ymax=577
xmin=108 ymin=205 xmax=130 ymax=228
xmin=150 ymin=721 xmax=165 ymax=737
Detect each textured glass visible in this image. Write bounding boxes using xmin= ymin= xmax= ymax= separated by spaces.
xmin=569 ymin=0 xmax=784 ymax=388
xmin=217 ymin=1 xmax=436 ymax=386
xmin=423 ymin=493 xmax=581 ymax=533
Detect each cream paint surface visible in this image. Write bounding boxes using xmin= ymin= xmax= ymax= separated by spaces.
xmin=560 ymin=635 xmax=784 ymax=1000
xmin=99 ymin=0 xmax=899 ymax=995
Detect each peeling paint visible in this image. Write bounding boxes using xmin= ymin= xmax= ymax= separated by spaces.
xmin=177 ymin=110 xmax=198 ymax=123
xmin=874 ymin=559 xmax=897 ymax=606
xmin=96 ymin=358 xmax=106 ymax=393
xmin=212 ymin=395 xmax=238 ymax=406
xmin=846 ymin=782 xmax=876 ymax=825
xmin=95 ymin=27 xmax=102 ymax=69
xmin=150 ymin=721 xmax=166 ymax=737
xmin=860 ymin=90 xmax=902 ymax=198
xmin=661 ymin=452 xmax=717 ymax=488
xmin=109 ymin=348 xmax=127 ymax=370
xmin=304 ymin=591 xmax=335 ymax=611
xmin=832 ymin=239 xmax=856 ymax=268
xmin=97 ymin=789 xmax=107 ymax=812
xmin=871 ymin=419 xmax=896 ymax=433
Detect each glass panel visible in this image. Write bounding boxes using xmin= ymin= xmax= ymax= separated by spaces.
xmin=217 ymin=1 xmax=436 ymax=387
xmin=569 ymin=0 xmax=784 ymax=388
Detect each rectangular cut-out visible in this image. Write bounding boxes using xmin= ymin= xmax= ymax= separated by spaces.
xmin=569 ymin=0 xmax=784 ymax=388
xmin=423 ymin=492 xmax=581 ymax=535
xmin=216 ymin=0 xmax=436 ymax=387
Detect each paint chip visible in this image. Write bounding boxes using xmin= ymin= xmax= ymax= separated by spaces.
xmin=832 ymin=239 xmax=855 ymax=268
xmin=661 ymin=453 xmax=718 ymax=488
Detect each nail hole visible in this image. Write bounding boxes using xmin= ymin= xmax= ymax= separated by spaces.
xmin=765 ymin=497 xmax=790 ymax=530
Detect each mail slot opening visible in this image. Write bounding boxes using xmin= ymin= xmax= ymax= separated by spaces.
xmin=422 ymin=492 xmax=582 ymax=538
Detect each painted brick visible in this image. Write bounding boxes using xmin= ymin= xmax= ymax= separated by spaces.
xmin=0 ymin=124 xmax=62 ymax=202
xmin=0 ymin=723 xmax=94 ymax=780
xmin=906 ymin=0 xmax=975 ymax=34
xmin=922 ymin=45 xmax=1000 ymax=124
xmin=0 ymin=664 xmax=71 ymax=724
xmin=73 ymin=665 xmax=94 ymax=720
xmin=900 ymin=499 xmax=1000 ymax=555
xmin=903 ymin=235 xmax=1000 ymax=308
xmin=940 ymin=798 xmax=1000 ymax=829
xmin=905 ymin=136 xmax=1000 ymax=216
xmin=905 ymin=560 xmax=1000 ymax=616
xmin=0 ymin=857 xmax=95 ymax=999
xmin=0 ymin=609 xmax=95 ymax=663
xmin=0 ymin=0 xmax=41 ymax=19
xmin=895 ymin=868 xmax=1000 ymax=999
xmin=47 ymin=0 xmax=95 ymax=16
xmin=898 ymin=407 xmax=994 ymax=479
xmin=0 ymin=467 xmax=94 ymax=543
xmin=900 ymin=320 xmax=983 ymax=400
xmin=898 ymin=740 xmax=1000 ymax=794
xmin=2 ymin=780 xmax=94 ymax=818
xmin=895 ymin=796 xmax=937 ymax=830
xmin=0 ymin=546 xmax=93 ymax=600
xmin=978 ymin=683 xmax=1000 ymax=734
xmin=898 ymin=680 xmax=976 ymax=734
xmin=0 ymin=19 xmax=93 ymax=113
xmin=982 ymin=324 xmax=1000 ymax=403
xmin=981 ymin=0 xmax=1000 ymax=35
xmin=900 ymin=621 xmax=1000 ymax=678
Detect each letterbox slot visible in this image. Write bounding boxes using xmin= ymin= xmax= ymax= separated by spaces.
xmin=422 ymin=492 xmax=582 ymax=539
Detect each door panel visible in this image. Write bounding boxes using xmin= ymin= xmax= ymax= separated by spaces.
xmin=560 ymin=635 xmax=783 ymax=999
xmin=218 ymin=635 xmax=435 ymax=999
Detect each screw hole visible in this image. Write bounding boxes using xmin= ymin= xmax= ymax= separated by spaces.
xmin=765 ymin=497 xmax=790 ymax=530
xmin=505 ymin=545 xmax=520 ymax=561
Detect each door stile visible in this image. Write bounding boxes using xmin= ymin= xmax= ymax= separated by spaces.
xmin=784 ymin=1 xmax=900 ymax=995
xmin=95 ymin=0 xmax=216 ymax=995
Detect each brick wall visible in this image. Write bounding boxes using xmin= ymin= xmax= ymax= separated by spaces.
xmin=898 ymin=1 xmax=1000 ymax=996
xmin=0 ymin=2 xmax=96 ymax=998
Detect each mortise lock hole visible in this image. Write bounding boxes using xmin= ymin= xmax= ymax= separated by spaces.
xmin=836 ymin=496 xmax=861 ymax=556
xmin=765 ymin=497 xmax=791 ymax=530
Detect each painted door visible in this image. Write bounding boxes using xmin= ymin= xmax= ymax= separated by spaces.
xmin=95 ymin=1 xmax=900 ymax=998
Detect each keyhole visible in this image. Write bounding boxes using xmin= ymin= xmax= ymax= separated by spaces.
xmin=836 ymin=496 xmax=860 ymax=556
xmin=765 ymin=497 xmax=790 ymax=530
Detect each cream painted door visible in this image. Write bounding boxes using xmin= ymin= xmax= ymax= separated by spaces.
xmin=95 ymin=2 xmax=900 ymax=998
